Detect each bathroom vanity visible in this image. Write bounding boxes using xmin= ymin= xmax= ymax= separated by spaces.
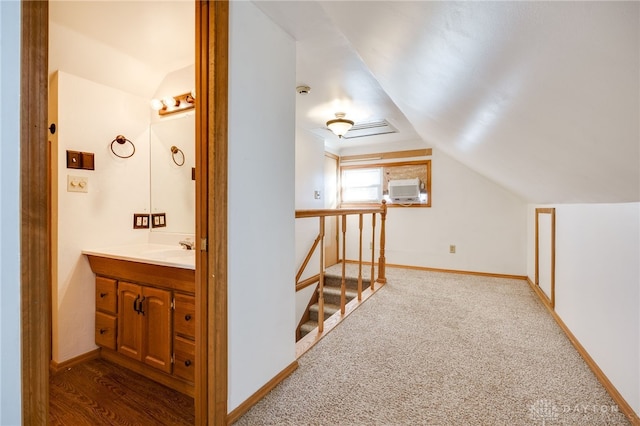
xmin=83 ymin=244 xmax=196 ymax=396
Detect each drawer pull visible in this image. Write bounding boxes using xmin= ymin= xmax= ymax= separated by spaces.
xmin=99 ymin=328 xmax=107 ymax=334
xmin=184 ymin=314 xmax=192 ymax=321
xmin=184 ymin=359 xmax=192 ymax=367
xmin=99 ymin=292 xmax=107 ymax=298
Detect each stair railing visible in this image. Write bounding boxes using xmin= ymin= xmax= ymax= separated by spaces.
xmin=295 ymin=201 xmax=387 ymax=333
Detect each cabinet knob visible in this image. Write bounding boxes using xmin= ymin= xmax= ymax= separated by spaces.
xmin=99 ymin=328 xmax=107 ymax=334
xmin=185 ymin=314 xmax=192 ymax=321
xmin=184 ymin=359 xmax=192 ymax=367
xmin=100 ymin=292 xmax=107 ymax=298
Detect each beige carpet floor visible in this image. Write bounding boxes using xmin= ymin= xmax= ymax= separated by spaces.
xmin=233 ymin=266 xmax=630 ymax=425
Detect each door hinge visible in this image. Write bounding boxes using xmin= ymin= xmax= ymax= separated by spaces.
xmin=171 ymin=354 xmax=175 ymax=364
xmin=171 ymin=297 xmax=175 ymax=310
xmin=200 ymin=238 xmax=208 ymax=251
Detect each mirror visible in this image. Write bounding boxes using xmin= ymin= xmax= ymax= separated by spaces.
xmin=149 ymin=113 xmax=195 ymax=234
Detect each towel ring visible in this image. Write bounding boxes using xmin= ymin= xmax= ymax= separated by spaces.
xmin=110 ymin=135 xmax=136 ymax=159
xmin=170 ymin=145 xmax=185 ymax=166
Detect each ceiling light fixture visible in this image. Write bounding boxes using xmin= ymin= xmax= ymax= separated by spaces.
xmin=326 ymin=112 xmax=354 ymax=138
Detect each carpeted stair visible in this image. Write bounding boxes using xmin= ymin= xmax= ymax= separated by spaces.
xmin=298 ymin=272 xmax=371 ymax=339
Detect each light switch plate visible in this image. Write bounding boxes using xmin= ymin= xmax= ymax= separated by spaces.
xmin=67 ymin=175 xmax=88 ymax=193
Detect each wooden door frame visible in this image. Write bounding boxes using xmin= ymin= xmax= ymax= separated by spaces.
xmin=534 ymin=207 xmax=556 ymax=309
xmin=21 ymin=1 xmax=229 ymax=423
xmin=21 ymin=2 xmax=50 ymax=423
xmin=196 ymin=1 xmax=229 ymax=424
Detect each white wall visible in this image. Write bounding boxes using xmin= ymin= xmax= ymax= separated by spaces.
xmin=295 ymin=129 xmax=325 ymax=210
xmin=294 ymin=129 xmax=326 ymax=323
xmin=228 ymin=2 xmax=296 ymax=412
xmin=527 ymin=203 xmax=640 ymax=416
xmin=52 ymin=71 xmax=151 ymax=362
xmin=343 ymin=147 xmax=527 ymax=276
xmin=0 ymin=1 xmax=22 ymax=424
xmin=49 ymin=20 xmax=166 ymax=99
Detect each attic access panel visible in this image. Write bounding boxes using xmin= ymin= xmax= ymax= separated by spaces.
xmin=341 ymin=119 xmax=397 ymax=139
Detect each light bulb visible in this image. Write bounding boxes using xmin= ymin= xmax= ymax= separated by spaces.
xmin=150 ymin=99 xmax=164 ymax=111
xmin=163 ymin=96 xmax=178 ymax=108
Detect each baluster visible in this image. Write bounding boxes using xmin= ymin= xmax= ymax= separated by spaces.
xmin=370 ymin=212 xmax=376 ymax=290
xmin=358 ymin=214 xmax=363 ymax=301
xmin=341 ymin=214 xmax=347 ymax=314
xmin=377 ymin=200 xmax=387 ymax=284
xmin=318 ymin=216 xmax=325 ymax=333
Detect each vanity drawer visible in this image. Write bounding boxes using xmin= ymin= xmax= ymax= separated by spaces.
xmin=96 ymin=276 xmax=117 ymax=314
xmin=174 ymin=293 xmax=195 ymax=339
xmin=95 ymin=312 xmax=117 ymax=350
xmin=173 ymin=335 xmax=195 ymax=383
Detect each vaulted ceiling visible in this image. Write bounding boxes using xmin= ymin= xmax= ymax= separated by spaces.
xmin=257 ymin=1 xmax=639 ymax=204
xmin=50 ymin=1 xmax=639 ymax=205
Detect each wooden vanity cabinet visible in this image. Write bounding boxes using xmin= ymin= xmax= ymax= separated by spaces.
xmin=117 ymin=282 xmax=172 ymax=374
xmin=86 ymin=255 xmax=196 ymax=396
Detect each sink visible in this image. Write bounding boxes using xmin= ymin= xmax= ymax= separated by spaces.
xmin=141 ymin=248 xmax=195 ymax=260
xmin=83 ymin=243 xmax=196 ymax=270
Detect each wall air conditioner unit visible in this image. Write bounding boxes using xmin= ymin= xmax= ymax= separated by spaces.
xmin=388 ymin=178 xmax=420 ymax=203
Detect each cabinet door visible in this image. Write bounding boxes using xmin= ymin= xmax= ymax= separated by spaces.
xmin=141 ymin=286 xmax=172 ymax=374
xmin=117 ymin=282 xmax=143 ymax=361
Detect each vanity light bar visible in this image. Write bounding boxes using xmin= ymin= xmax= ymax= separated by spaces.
xmin=153 ymin=92 xmax=196 ymax=117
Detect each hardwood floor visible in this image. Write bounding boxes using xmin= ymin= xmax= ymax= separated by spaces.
xmin=49 ymin=358 xmax=194 ymax=425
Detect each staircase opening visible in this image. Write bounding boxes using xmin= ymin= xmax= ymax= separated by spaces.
xmin=294 ymin=204 xmax=387 ymax=356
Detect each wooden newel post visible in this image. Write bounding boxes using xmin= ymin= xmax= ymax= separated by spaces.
xmin=357 ymin=214 xmax=363 ymax=301
xmin=377 ymin=200 xmax=387 ymax=284
xmin=340 ymin=214 xmax=347 ymax=315
xmin=370 ymin=213 xmax=376 ymax=290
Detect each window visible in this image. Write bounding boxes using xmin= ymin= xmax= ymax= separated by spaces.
xmin=340 ymin=160 xmax=431 ymax=207
xmin=341 ymin=167 xmax=382 ymax=203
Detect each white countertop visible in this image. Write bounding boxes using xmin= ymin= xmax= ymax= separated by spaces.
xmin=82 ymin=243 xmax=195 ymax=270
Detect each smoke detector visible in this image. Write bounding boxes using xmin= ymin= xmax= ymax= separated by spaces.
xmin=296 ymin=85 xmax=311 ymax=95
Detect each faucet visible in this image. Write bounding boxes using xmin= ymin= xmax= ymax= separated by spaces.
xmin=179 ymin=239 xmax=195 ymax=250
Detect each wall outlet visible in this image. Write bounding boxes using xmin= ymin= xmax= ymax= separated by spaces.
xmin=449 ymin=245 xmax=456 ymax=254
xmin=67 ymin=175 xmax=88 ymax=193
xmin=151 ymin=213 xmax=167 ymax=228
xmin=133 ymin=213 xmax=150 ymax=229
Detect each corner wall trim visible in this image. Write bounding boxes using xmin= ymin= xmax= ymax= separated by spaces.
xmin=526 ymin=277 xmax=639 ymax=425
xmin=226 ymin=360 xmax=299 ymax=424
xmin=49 ymin=349 xmax=101 ymax=375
